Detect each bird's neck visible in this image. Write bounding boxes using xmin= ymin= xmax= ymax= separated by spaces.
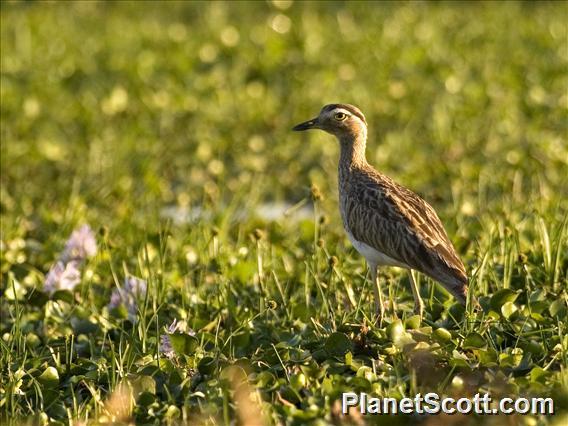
xmin=338 ymin=128 xmax=368 ymax=169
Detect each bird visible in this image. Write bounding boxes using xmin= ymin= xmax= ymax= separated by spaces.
xmin=292 ymin=104 xmax=469 ymax=319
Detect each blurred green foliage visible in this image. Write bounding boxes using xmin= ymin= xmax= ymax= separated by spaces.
xmin=1 ymin=1 xmax=567 ymax=425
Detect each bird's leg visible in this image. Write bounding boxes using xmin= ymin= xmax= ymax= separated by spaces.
xmin=409 ymin=270 xmax=424 ymax=318
xmin=370 ymin=264 xmax=384 ymax=322
xmin=388 ymin=279 xmax=399 ymax=319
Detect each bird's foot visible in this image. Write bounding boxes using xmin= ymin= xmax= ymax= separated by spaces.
xmin=372 ymin=302 xmax=385 ymax=326
xmin=413 ymin=301 xmax=424 ymax=318
xmin=389 ymin=299 xmax=398 ymax=317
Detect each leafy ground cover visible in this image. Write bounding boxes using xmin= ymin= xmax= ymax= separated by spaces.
xmin=1 ymin=1 xmax=567 ymax=425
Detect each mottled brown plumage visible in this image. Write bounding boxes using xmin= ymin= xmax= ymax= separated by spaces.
xmin=293 ymin=104 xmax=469 ymax=317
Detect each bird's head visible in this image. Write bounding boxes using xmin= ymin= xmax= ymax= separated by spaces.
xmin=292 ymin=104 xmax=367 ymax=138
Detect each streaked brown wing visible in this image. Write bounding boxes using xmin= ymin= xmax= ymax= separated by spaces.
xmin=344 ymin=169 xmax=467 ymax=290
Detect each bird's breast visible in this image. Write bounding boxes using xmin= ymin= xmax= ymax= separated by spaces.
xmin=344 ymin=227 xmax=409 ymax=268
xmin=339 ymin=191 xmax=408 ymax=269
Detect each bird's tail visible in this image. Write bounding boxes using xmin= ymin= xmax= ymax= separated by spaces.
xmin=438 ymin=273 xmax=470 ymax=306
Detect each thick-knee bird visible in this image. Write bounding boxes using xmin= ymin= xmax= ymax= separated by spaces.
xmin=293 ymin=104 xmax=469 ymax=318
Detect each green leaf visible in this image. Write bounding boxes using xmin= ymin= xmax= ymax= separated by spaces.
xmin=289 ymin=373 xmax=307 ymax=390
xmin=356 ymin=366 xmax=376 ymax=382
xmin=279 ymin=385 xmax=301 ymax=404
xmin=137 ymin=391 xmax=155 ymax=407
xmin=197 ymin=357 xmax=217 ymax=375
xmin=433 ymin=327 xmax=452 ymax=343
xmin=312 ymin=349 xmax=328 ymax=363
xmin=499 ymin=348 xmax=523 ymax=368
xmin=490 ymin=289 xmax=519 ymax=311
xmin=109 ymin=303 xmax=128 ymax=319
xmin=529 ymin=366 xmax=551 ymax=384
xmin=165 ymin=405 xmax=181 ymax=419
xmin=449 ymin=350 xmax=471 ymax=368
xmin=255 ymin=371 xmax=276 ymax=388
xmin=131 ymin=375 xmax=156 ymax=396
xmin=523 ymin=340 xmax=544 ymax=356
xmin=169 ymin=333 xmax=199 ymax=356
xmin=5 ymin=275 xmax=27 ymax=301
xmin=52 ymin=290 xmax=74 ymax=304
xmin=38 ymin=366 xmax=59 ymax=388
xmin=27 ymin=290 xmax=49 ymax=307
xmin=47 ymin=401 xmax=67 ymax=420
xmin=463 ymin=332 xmax=487 ymax=350
xmin=529 ymin=300 xmax=548 ymax=314
xmin=348 ymin=376 xmax=372 ymax=392
xmin=387 ymin=320 xmax=405 ymax=342
xmin=232 ymin=330 xmax=251 ymax=349
xmin=324 ymin=332 xmax=352 ymax=357
xmin=477 ymin=348 xmax=498 ymax=366
xmin=71 ymin=318 xmax=99 ymax=335
xmin=501 ymin=301 xmax=518 ymax=319
xmin=25 ymin=333 xmax=41 ymax=348
xmin=449 ymin=303 xmax=465 ymax=321
xmin=405 ymin=315 xmax=421 ymax=330
xmin=300 ymin=362 xmax=327 ymax=380
xmin=549 ymin=299 xmax=567 ymax=318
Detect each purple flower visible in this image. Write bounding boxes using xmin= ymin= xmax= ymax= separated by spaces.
xmin=160 ymin=334 xmax=175 ymax=359
xmin=43 ymin=224 xmax=97 ymax=296
xmin=160 ymin=319 xmax=195 ymax=359
xmin=44 ymin=260 xmax=82 ymax=294
xmin=160 ymin=319 xmax=181 ymax=358
xmin=62 ymin=224 xmax=97 ymax=262
xmin=108 ymin=276 xmax=147 ymax=322
xmin=124 ymin=276 xmax=147 ymax=297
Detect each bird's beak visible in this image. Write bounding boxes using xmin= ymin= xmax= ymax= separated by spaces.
xmin=292 ymin=117 xmax=319 ymax=131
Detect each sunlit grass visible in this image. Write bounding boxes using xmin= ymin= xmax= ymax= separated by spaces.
xmin=1 ymin=1 xmax=567 ymax=425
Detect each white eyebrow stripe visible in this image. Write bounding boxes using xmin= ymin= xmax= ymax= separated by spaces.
xmin=330 ymin=108 xmax=367 ymax=125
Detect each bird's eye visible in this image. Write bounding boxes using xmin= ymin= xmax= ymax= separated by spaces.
xmin=334 ymin=112 xmax=347 ymax=121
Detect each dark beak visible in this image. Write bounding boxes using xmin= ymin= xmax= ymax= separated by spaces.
xmin=292 ymin=117 xmax=318 ymax=131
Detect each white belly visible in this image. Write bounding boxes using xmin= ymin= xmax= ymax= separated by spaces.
xmin=345 ymin=229 xmax=409 ymax=269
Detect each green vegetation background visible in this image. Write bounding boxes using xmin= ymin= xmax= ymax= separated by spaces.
xmin=1 ymin=1 xmax=567 ymax=425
